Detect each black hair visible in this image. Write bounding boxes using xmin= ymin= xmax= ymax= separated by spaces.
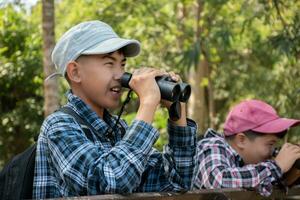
xmin=225 ymin=129 xmax=287 ymax=141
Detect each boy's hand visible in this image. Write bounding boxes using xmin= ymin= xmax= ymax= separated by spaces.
xmin=129 ymin=68 xmax=168 ymax=123
xmin=275 ymin=143 xmax=300 ymax=173
xmin=129 ymin=67 xmax=167 ymax=106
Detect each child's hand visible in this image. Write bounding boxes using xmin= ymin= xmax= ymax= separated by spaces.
xmin=130 ymin=68 xmax=168 ymax=123
xmin=275 ymin=143 xmax=300 ymax=173
xmin=129 ymin=67 xmax=167 ymax=107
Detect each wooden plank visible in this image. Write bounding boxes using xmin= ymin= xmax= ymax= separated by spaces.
xmin=50 ymin=186 xmax=300 ymax=200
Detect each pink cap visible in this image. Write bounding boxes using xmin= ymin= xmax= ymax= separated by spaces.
xmin=223 ymin=99 xmax=300 ymax=136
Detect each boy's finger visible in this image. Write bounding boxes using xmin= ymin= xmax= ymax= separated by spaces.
xmin=150 ymin=69 xmax=168 ymax=77
xmin=168 ymin=72 xmax=179 ymax=82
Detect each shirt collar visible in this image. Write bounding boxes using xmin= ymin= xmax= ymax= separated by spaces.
xmin=65 ymin=90 xmax=117 ymax=138
xmin=204 ymin=128 xmax=244 ymax=166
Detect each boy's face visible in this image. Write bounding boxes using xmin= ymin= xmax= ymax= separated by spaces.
xmin=74 ymin=51 xmax=126 ymax=111
xmin=239 ymin=134 xmax=279 ymax=165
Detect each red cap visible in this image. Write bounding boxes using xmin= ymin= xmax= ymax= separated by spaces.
xmin=223 ymin=99 xmax=300 ymax=136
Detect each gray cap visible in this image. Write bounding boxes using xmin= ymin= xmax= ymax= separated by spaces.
xmin=51 ymin=20 xmax=141 ymax=77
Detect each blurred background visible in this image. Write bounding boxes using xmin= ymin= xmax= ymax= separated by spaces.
xmin=0 ymin=0 xmax=299 ymax=168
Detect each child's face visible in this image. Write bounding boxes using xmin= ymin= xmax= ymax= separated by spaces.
xmin=75 ymin=51 xmax=126 ymax=111
xmin=241 ymin=134 xmax=279 ymax=164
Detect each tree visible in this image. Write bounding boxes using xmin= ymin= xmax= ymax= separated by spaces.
xmin=42 ymin=0 xmax=59 ymax=117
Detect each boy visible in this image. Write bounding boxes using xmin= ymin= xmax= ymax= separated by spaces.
xmin=33 ymin=20 xmax=197 ymax=198
xmin=193 ymin=99 xmax=300 ymax=196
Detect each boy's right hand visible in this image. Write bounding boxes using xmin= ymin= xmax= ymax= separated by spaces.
xmin=275 ymin=143 xmax=300 ymax=173
xmin=129 ymin=67 xmax=168 ymax=106
xmin=129 ymin=68 xmax=168 ymax=123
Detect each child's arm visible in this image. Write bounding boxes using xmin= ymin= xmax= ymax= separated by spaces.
xmin=134 ymin=118 xmax=197 ymax=192
xmin=161 ymin=101 xmax=196 ymax=191
xmin=43 ymin=114 xmax=160 ymax=194
xmin=131 ymin=70 xmax=196 ymax=192
xmin=163 ymin=118 xmax=197 ymax=190
xmin=130 ymin=68 xmax=167 ymax=123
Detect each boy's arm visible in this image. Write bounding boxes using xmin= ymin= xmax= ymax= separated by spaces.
xmin=162 ymin=102 xmax=196 ymax=191
xmin=194 ymin=147 xmax=282 ymax=196
xmin=164 ymin=118 xmax=197 ymax=190
xmin=137 ymin=117 xmax=197 ymax=192
xmin=45 ymin=115 xmax=160 ymax=194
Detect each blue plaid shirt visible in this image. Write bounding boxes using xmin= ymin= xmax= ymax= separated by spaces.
xmin=193 ymin=129 xmax=283 ymax=196
xmin=33 ymin=91 xmax=197 ymax=198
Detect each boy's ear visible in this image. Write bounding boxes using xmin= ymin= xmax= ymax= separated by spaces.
xmin=66 ymin=61 xmax=81 ymax=83
xmin=235 ymin=133 xmax=247 ymax=149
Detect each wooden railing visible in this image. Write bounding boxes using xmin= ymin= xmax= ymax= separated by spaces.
xmin=53 ymin=186 xmax=300 ymax=200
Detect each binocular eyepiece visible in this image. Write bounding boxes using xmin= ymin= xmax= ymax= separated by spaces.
xmin=120 ymin=72 xmax=191 ymax=103
xmin=272 ymin=147 xmax=300 ymax=169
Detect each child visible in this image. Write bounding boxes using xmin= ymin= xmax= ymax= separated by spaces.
xmin=193 ymin=99 xmax=300 ymax=196
xmin=33 ymin=20 xmax=197 ymax=198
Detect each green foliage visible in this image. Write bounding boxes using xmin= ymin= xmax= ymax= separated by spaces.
xmin=0 ymin=4 xmax=43 ymax=166
xmin=152 ymin=108 xmax=168 ymax=151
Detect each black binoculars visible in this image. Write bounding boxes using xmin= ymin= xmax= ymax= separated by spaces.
xmin=120 ymin=72 xmax=191 ymax=121
xmin=272 ymin=147 xmax=300 ymax=169
xmin=120 ymin=72 xmax=191 ymax=103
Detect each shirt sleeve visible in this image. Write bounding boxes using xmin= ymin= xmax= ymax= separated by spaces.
xmin=46 ymin=115 xmax=160 ymax=195
xmin=138 ymin=118 xmax=197 ymax=192
xmin=195 ymin=146 xmax=283 ymax=196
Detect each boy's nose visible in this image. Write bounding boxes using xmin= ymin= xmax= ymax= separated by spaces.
xmin=114 ymin=69 xmax=125 ymax=81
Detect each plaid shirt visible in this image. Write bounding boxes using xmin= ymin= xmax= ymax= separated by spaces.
xmin=33 ymin=91 xmax=197 ymax=199
xmin=193 ymin=129 xmax=282 ymax=196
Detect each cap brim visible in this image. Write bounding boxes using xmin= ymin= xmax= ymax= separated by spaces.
xmin=252 ymin=118 xmax=300 ymax=134
xmin=81 ymin=38 xmax=140 ymax=57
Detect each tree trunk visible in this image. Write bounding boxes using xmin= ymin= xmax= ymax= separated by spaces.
xmin=188 ymin=61 xmax=208 ymax=134
xmin=42 ymin=0 xmax=59 ymax=117
xmin=204 ymin=53 xmax=216 ymax=129
xmin=187 ymin=0 xmax=209 ymax=134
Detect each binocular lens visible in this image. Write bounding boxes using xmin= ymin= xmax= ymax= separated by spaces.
xmin=179 ymin=83 xmax=191 ymax=102
xmin=157 ymin=79 xmax=181 ymax=102
xmin=120 ymin=72 xmax=131 ymax=88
